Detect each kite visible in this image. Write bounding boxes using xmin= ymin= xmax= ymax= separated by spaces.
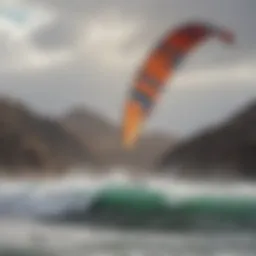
xmin=121 ymin=21 xmax=234 ymax=148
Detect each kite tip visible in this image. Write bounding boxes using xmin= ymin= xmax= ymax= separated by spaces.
xmin=220 ymin=29 xmax=235 ymax=45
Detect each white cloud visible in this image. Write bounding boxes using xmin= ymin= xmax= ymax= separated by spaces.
xmin=0 ymin=0 xmax=255 ymax=135
xmin=173 ymin=59 xmax=256 ymax=88
xmin=74 ymin=9 xmax=256 ymax=91
xmin=10 ymin=45 xmax=72 ymax=72
xmin=0 ymin=1 xmax=56 ymax=38
xmin=1 ymin=2 xmax=253 ymax=85
xmin=0 ymin=0 xmax=74 ymax=72
xmin=79 ymin=9 xmax=146 ymax=73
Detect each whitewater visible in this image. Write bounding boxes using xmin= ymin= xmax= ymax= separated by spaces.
xmin=0 ymin=168 xmax=256 ymax=256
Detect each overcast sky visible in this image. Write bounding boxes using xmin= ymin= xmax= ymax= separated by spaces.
xmin=0 ymin=0 xmax=255 ymax=137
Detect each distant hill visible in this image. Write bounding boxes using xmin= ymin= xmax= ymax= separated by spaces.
xmin=0 ymin=97 xmax=93 ymax=174
xmin=0 ymin=97 xmax=175 ymax=175
xmin=158 ymin=100 xmax=256 ymax=180
xmin=61 ymin=107 xmax=175 ymax=170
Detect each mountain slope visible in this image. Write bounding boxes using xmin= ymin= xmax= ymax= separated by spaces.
xmin=0 ymin=98 xmax=93 ymax=174
xmin=62 ymin=107 xmax=175 ymax=170
xmin=158 ymin=100 xmax=256 ymax=179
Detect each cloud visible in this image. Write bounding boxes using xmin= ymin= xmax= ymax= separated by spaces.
xmin=174 ymin=59 xmax=256 ymax=88
xmin=0 ymin=0 xmax=74 ymax=72
xmin=0 ymin=1 xmax=55 ymax=39
xmin=79 ymin=9 xmax=145 ymax=73
xmin=0 ymin=0 xmax=255 ymax=135
xmin=32 ymin=16 xmax=77 ymax=50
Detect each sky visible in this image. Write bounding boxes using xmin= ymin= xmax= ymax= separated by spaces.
xmin=0 ymin=0 xmax=255 ymax=137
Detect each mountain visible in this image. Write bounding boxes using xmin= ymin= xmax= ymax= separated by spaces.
xmin=0 ymin=97 xmax=93 ymax=174
xmin=61 ymin=107 xmax=175 ymax=170
xmin=158 ymin=100 xmax=256 ymax=180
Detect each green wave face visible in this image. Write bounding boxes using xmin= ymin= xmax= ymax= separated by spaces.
xmin=50 ymin=185 xmax=256 ymax=231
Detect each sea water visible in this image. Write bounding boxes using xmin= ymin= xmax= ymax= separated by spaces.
xmin=0 ymin=169 xmax=256 ymax=256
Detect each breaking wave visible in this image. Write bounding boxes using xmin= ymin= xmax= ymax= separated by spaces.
xmin=0 ymin=168 xmax=256 ymax=231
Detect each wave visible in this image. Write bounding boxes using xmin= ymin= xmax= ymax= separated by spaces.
xmin=0 ymin=169 xmax=256 ymax=231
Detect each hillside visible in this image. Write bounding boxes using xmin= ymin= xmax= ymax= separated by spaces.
xmin=61 ymin=107 xmax=175 ymax=170
xmin=0 ymin=98 xmax=93 ymax=174
xmin=0 ymin=97 xmax=175 ymax=174
xmin=158 ymin=100 xmax=256 ymax=180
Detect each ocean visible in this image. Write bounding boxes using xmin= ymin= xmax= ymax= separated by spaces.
xmin=0 ymin=169 xmax=256 ymax=256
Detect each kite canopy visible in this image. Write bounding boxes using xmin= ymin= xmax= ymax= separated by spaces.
xmin=121 ymin=21 xmax=234 ymax=148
